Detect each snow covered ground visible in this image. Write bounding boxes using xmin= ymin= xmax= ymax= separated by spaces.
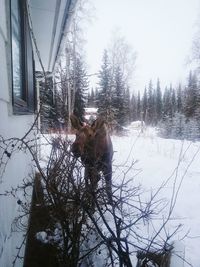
xmin=40 ymin=126 xmax=200 ymax=266
xmin=111 ymin=127 xmax=200 ymax=267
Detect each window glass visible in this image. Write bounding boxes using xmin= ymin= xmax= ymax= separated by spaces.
xmin=10 ymin=0 xmax=36 ymax=114
xmin=11 ymin=0 xmax=23 ymax=99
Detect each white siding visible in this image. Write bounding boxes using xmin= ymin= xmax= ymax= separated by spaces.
xmin=0 ymin=1 xmax=35 ymax=266
xmin=0 ymin=0 xmax=7 ymax=40
xmin=0 ymin=26 xmax=9 ymax=102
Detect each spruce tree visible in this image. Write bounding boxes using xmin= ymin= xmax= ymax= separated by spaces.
xmin=124 ymin=86 xmax=131 ymax=125
xmin=113 ymin=65 xmax=126 ymax=125
xmin=39 ymin=73 xmax=55 ymax=132
xmin=97 ymin=50 xmax=114 ymax=123
xmin=130 ymin=93 xmax=137 ymax=121
xmin=169 ymin=84 xmax=176 ymax=117
xmin=155 ymin=79 xmax=162 ymax=124
xmin=177 ymin=84 xmax=183 ymax=113
xmin=88 ymin=88 xmax=96 ymax=107
xmin=163 ymin=87 xmax=172 ymax=119
xmin=136 ymin=91 xmax=141 ymax=120
xmin=73 ymin=57 xmax=89 ymax=121
xmin=184 ymin=71 xmax=198 ymax=119
xmin=142 ymin=87 xmax=148 ymax=122
xmin=147 ymin=80 xmax=154 ymax=125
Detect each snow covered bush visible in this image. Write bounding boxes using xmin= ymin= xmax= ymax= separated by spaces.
xmin=158 ymin=112 xmax=200 ymax=141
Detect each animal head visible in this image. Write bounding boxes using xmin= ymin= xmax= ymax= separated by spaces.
xmin=70 ymin=114 xmax=106 ymax=163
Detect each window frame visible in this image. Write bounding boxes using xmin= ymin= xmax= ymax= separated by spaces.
xmin=10 ymin=0 xmax=36 ymax=115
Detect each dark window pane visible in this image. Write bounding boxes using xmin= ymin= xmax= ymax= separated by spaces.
xmin=11 ymin=0 xmax=23 ymax=99
xmin=11 ymin=0 xmax=36 ymax=114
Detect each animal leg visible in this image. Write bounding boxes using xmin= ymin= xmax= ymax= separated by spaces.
xmin=103 ymin=164 xmax=112 ymax=202
xmin=84 ymin=166 xmax=99 ymax=192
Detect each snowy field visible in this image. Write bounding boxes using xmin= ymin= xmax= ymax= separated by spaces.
xmin=40 ymin=127 xmax=200 ymax=266
xmin=111 ymin=127 xmax=200 ymax=267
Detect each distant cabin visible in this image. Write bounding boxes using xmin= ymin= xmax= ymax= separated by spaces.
xmin=84 ymin=107 xmax=98 ymax=123
xmin=130 ymin=120 xmax=146 ymax=130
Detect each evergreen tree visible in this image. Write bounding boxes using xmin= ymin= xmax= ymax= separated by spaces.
xmin=39 ymin=73 xmax=55 ymax=132
xmin=177 ymin=84 xmax=183 ymax=113
xmin=113 ymin=65 xmax=126 ymax=125
xmin=97 ymin=50 xmax=114 ymax=123
xmin=88 ymin=88 xmax=96 ymax=107
xmin=130 ymin=93 xmax=137 ymax=121
xmin=170 ymin=85 xmax=176 ymax=116
xmin=124 ymin=86 xmax=131 ymax=125
xmin=142 ymin=87 xmax=148 ymax=122
xmin=147 ymin=80 xmax=154 ymax=125
xmin=73 ymin=57 xmax=89 ymax=121
xmin=94 ymin=88 xmax=99 ymax=107
xmin=155 ymin=79 xmax=162 ymax=124
xmin=184 ymin=71 xmax=198 ymax=119
xmin=136 ymin=91 xmax=141 ymax=120
xmin=163 ymin=87 xmax=172 ymax=119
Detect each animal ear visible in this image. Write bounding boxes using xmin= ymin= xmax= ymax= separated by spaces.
xmin=92 ymin=117 xmax=105 ymax=132
xmin=70 ymin=114 xmax=82 ymax=130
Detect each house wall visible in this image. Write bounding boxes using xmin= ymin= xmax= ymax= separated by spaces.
xmin=0 ymin=0 xmax=35 ymax=266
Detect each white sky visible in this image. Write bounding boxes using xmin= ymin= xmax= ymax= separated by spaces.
xmin=84 ymin=0 xmax=200 ymax=93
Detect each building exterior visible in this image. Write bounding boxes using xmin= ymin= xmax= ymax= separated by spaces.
xmin=84 ymin=107 xmax=98 ymax=122
xmin=0 ymin=0 xmax=77 ymax=266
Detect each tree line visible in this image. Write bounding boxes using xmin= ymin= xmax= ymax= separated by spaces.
xmin=88 ymin=62 xmax=200 ymax=140
xmin=40 ymin=46 xmax=200 ymax=141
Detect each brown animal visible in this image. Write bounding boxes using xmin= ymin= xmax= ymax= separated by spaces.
xmin=70 ymin=114 xmax=113 ymax=200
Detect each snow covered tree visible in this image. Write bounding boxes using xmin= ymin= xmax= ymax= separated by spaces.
xmin=163 ymin=87 xmax=172 ymax=119
xmin=183 ymin=71 xmax=198 ymax=119
xmin=38 ymin=72 xmax=55 ymax=132
xmin=73 ymin=56 xmax=89 ymax=121
xmin=87 ymin=88 xmax=96 ymax=107
xmin=155 ymin=79 xmax=162 ymax=124
xmin=95 ymin=34 xmax=137 ymax=129
xmin=177 ymin=84 xmax=183 ymax=113
xmin=171 ymin=85 xmax=177 ymax=116
xmin=142 ymin=87 xmax=148 ymax=122
xmin=123 ymin=86 xmax=131 ymax=125
xmin=54 ymin=64 xmax=70 ymax=131
xmin=97 ymin=50 xmax=115 ymax=123
xmin=136 ymin=91 xmax=141 ymax=120
xmin=146 ymin=80 xmax=155 ymax=125
xmin=112 ymin=65 xmax=126 ymax=125
xmin=130 ymin=93 xmax=137 ymax=121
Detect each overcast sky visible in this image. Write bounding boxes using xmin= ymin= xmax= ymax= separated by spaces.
xmin=84 ymin=0 xmax=200 ymax=92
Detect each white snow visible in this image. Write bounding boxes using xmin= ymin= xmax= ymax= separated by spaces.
xmin=36 ymin=224 xmax=63 ymax=246
xmin=111 ymin=127 xmax=200 ymax=267
xmin=36 ymin=231 xmax=48 ymax=243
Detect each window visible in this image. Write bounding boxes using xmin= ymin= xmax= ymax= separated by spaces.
xmin=11 ymin=0 xmax=35 ymax=114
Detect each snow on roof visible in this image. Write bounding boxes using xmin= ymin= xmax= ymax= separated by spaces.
xmin=130 ymin=120 xmax=144 ymax=125
xmin=129 ymin=121 xmax=145 ymax=129
xmin=84 ymin=107 xmax=98 ymax=114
